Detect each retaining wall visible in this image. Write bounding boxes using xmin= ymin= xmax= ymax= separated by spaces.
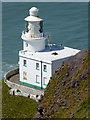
xmin=4 ymin=68 xmax=44 ymax=101
xmin=4 ymin=68 xmax=19 ymax=80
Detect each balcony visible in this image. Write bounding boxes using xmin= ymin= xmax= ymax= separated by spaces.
xmin=21 ymin=31 xmax=46 ymax=40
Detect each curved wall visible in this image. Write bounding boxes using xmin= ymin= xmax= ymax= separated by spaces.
xmin=4 ymin=68 xmax=44 ymax=101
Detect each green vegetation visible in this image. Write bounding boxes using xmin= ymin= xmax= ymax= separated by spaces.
xmin=73 ymin=97 xmax=88 ymax=118
xmin=2 ymin=79 xmax=38 ymax=118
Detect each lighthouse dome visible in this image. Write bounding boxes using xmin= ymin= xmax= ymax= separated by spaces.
xmin=29 ymin=7 xmax=39 ymax=17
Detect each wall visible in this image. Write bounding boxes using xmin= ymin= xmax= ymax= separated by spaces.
xmin=42 ymin=62 xmax=52 ymax=89
xmin=4 ymin=68 xmax=44 ymax=101
xmin=19 ymin=56 xmax=52 ymax=89
xmin=19 ymin=56 xmax=42 ymax=89
xmin=6 ymin=80 xmax=44 ymax=101
xmin=4 ymin=67 xmax=19 ymax=80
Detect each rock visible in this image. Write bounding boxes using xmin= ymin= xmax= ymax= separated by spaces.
xmin=62 ymin=106 xmax=66 ymax=109
xmin=57 ymin=99 xmax=60 ymax=103
xmin=28 ymin=94 xmax=30 ymax=98
xmin=32 ymin=112 xmax=41 ymax=119
xmin=75 ymin=83 xmax=79 ymax=87
xmin=78 ymin=91 xmax=80 ymax=94
xmin=36 ymin=95 xmax=39 ymax=98
xmin=40 ymin=95 xmax=43 ymax=99
xmin=72 ymin=80 xmax=78 ymax=88
xmin=57 ymin=72 xmax=59 ymax=75
xmin=83 ymin=76 xmax=87 ymax=79
xmin=66 ymin=73 xmax=69 ymax=77
xmin=52 ymin=104 xmax=58 ymax=111
xmin=37 ymin=107 xmax=43 ymax=117
xmin=63 ymin=83 xmax=66 ymax=86
xmin=76 ymin=99 xmax=80 ymax=102
xmin=68 ymin=86 xmax=70 ymax=89
xmin=82 ymin=61 xmax=84 ymax=64
xmin=13 ymin=90 xmax=15 ymax=95
xmin=38 ymin=99 xmax=41 ymax=102
xmin=62 ymin=80 xmax=66 ymax=86
xmin=55 ymin=70 xmax=58 ymax=73
xmin=62 ymin=103 xmax=66 ymax=106
xmin=60 ymin=99 xmax=63 ymax=103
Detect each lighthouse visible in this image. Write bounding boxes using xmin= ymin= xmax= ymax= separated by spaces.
xmin=19 ymin=7 xmax=80 ymax=89
xmin=21 ymin=7 xmax=46 ymax=52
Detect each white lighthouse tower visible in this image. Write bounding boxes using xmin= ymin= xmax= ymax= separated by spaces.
xmin=19 ymin=7 xmax=80 ymax=89
xmin=21 ymin=7 xmax=46 ymax=52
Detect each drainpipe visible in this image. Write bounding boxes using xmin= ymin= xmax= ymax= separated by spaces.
xmin=41 ymin=61 xmax=42 ymax=89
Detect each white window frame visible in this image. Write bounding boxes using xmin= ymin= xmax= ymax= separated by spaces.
xmin=43 ymin=77 xmax=47 ymax=86
xmin=36 ymin=63 xmax=39 ymax=70
xmin=36 ymin=75 xmax=40 ymax=84
xmin=43 ymin=65 xmax=47 ymax=72
xmin=23 ymin=60 xmax=27 ymax=67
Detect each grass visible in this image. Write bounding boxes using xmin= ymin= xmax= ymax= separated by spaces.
xmin=2 ymin=79 xmax=38 ymax=119
xmin=40 ymin=53 xmax=89 ymax=118
xmin=72 ymin=97 xmax=88 ymax=118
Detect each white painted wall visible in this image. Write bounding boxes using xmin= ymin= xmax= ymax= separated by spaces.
xmin=27 ymin=59 xmax=42 ymax=88
xmin=23 ymin=38 xmax=45 ymax=52
xmin=19 ymin=56 xmax=42 ymax=88
xmin=19 ymin=56 xmax=70 ymax=89
xmin=42 ymin=62 xmax=52 ymax=89
xmin=19 ymin=56 xmax=52 ymax=89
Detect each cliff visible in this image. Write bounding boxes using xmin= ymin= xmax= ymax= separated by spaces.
xmin=36 ymin=49 xmax=89 ymax=118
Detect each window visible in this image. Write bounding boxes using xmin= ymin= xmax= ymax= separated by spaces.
xmin=23 ymin=60 xmax=27 ymax=67
xmin=36 ymin=63 xmax=39 ymax=70
xmin=43 ymin=65 xmax=47 ymax=72
xmin=25 ymin=21 xmax=29 ymax=32
xmin=43 ymin=77 xmax=47 ymax=86
xmin=23 ymin=72 xmax=27 ymax=80
xmin=39 ymin=21 xmax=43 ymax=33
xmin=36 ymin=75 xmax=40 ymax=84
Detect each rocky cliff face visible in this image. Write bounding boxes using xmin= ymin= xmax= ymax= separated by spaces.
xmin=36 ymin=49 xmax=89 ymax=118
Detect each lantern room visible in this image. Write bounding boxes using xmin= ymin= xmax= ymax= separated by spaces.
xmin=21 ymin=7 xmax=46 ymax=52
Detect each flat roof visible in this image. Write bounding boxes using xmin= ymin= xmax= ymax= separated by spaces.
xmin=19 ymin=45 xmax=80 ymax=63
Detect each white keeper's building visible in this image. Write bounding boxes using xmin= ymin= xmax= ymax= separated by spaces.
xmin=19 ymin=7 xmax=80 ymax=89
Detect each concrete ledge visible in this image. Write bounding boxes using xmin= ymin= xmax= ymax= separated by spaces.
xmin=4 ymin=68 xmax=19 ymax=81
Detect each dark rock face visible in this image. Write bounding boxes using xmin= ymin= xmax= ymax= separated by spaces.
xmin=36 ymin=49 xmax=89 ymax=118
xmin=37 ymin=107 xmax=43 ymax=116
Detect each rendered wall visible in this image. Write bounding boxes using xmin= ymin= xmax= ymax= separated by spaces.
xmin=42 ymin=62 xmax=52 ymax=88
xmin=19 ymin=56 xmax=42 ymax=89
xmin=19 ymin=56 xmax=52 ymax=89
xmin=4 ymin=67 xmax=19 ymax=81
